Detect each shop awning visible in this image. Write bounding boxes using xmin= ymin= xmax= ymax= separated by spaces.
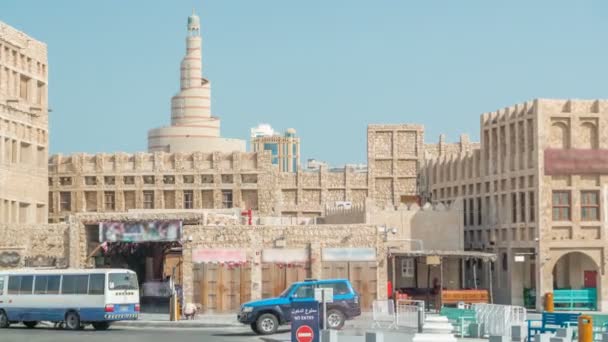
xmin=388 ymin=249 xmax=497 ymax=262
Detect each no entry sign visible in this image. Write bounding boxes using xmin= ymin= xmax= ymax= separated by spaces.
xmin=295 ymin=325 xmax=314 ymax=342
xmin=291 ymin=301 xmax=320 ymax=342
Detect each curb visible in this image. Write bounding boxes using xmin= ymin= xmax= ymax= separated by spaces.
xmin=112 ymin=320 xmax=242 ymax=328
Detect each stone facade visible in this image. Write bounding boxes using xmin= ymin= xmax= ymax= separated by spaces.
xmin=422 ymin=98 xmax=608 ymax=310
xmin=0 ymin=21 xmax=49 ymax=224
xmin=367 ymin=124 xmax=424 ymax=208
xmin=0 ymin=223 xmax=69 ymax=269
xmin=48 ymin=151 xmax=276 ymax=222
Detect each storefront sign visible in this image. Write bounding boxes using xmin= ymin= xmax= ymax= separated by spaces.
xmin=322 ymin=248 xmax=376 ymax=262
xmin=291 ymin=301 xmax=320 ymax=342
xmin=262 ymin=249 xmax=308 ymax=263
xmin=545 ymin=149 xmax=608 ymax=175
xmin=99 ymin=221 xmax=182 ymax=242
xmin=426 ymin=255 xmax=441 ymax=265
xmin=192 ymin=248 xmax=247 ymax=264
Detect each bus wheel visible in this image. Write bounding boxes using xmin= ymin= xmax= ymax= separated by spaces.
xmin=92 ymin=322 xmax=111 ymax=331
xmin=24 ymin=321 xmax=38 ymax=329
xmin=0 ymin=310 xmax=9 ymax=328
xmin=65 ymin=311 xmax=81 ymax=331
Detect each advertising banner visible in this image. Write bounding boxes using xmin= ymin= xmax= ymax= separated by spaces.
xmin=192 ymin=248 xmax=247 ymax=264
xmin=545 ymin=148 xmax=608 ymax=175
xmin=322 ymin=248 xmax=376 ymax=262
xmin=262 ymin=249 xmax=308 ymax=264
xmin=99 ymin=221 xmax=182 ymax=242
xmin=291 ymin=301 xmax=320 ymax=342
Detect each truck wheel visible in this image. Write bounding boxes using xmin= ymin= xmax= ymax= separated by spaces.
xmin=326 ymin=309 xmax=345 ymax=330
xmin=0 ymin=310 xmax=9 ymax=328
xmin=65 ymin=311 xmax=81 ymax=331
xmin=255 ymin=313 xmax=278 ymax=335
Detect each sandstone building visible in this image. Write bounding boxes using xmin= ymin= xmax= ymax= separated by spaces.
xmin=2 ymin=11 xmax=499 ymax=316
xmin=422 ymin=98 xmax=608 ymax=310
xmin=0 ymin=21 xmax=49 ymax=224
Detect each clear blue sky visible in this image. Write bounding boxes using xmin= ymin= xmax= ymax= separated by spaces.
xmin=2 ymin=1 xmax=607 ymax=166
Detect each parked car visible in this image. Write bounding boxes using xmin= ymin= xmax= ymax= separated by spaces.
xmin=237 ymin=278 xmax=361 ymax=335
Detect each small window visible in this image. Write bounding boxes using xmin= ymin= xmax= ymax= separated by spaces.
xmin=552 ymin=191 xmax=571 ymax=221
xmin=401 ymin=258 xmax=415 ymax=278
xmin=183 ymin=175 xmax=194 ymax=184
xmin=104 ymin=191 xmax=115 ymax=211
xmin=123 ymin=176 xmax=135 ymax=185
xmin=222 ymin=190 xmax=233 ymax=209
xmin=221 ymin=174 xmax=233 ymax=184
xmin=292 ymin=285 xmax=314 ymax=299
xmin=104 ymin=176 xmax=115 ymax=185
xmin=89 ymin=274 xmax=105 ymax=295
xmin=143 ymin=176 xmax=155 ymax=185
xmin=20 ymin=275 xmax=33 ymax=294
xmin=143 ymin=191 xmax=155 ymax=209
xmin=581 ymin=191 xmax=600 ymax=221
xmin=163 ymin=175 xmax=175 ymax=184
xmin=34 ymin=275 xmax=48 ymax=294
xmin=201 ymin=175 xmax=214 ymax=184
xmin=85 ymin=176 xmax=97 ymax=185
xmin=47 ymin=276 xmax=60 ymax=294
xmin=184 ymin=190 xmax=194 ymax=209
xmin=8 ymin=276 xmax=20 ymax=295
xmin=0 ymin=277 xmax=4 ymax=296
xmin=62 ymin=275 xmax=89 ymax=295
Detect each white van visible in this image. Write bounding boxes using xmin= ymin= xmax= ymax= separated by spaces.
xmin=0 ymin=268 xmax=139 ymax=330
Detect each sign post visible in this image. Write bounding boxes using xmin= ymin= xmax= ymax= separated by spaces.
xmin=291 ymin=301 xmax=320 ymax=342
xmin=314 ymin=288 xmax=334 ymax=330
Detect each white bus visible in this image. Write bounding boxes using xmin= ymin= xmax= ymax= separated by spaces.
xmin=0 ymin=268 xmax=139 ymax=330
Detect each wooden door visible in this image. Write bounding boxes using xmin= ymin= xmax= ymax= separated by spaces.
xmin=262 ymin=264 xmax=310 ymax=298
xmin=198 ymin=263 xmax=251 ymax=313
xmin=200 ymin=263 xmax=220 ymax=312
xmin=322 ymin=261 xmax=377 ymax=311
xmin=349 ymin=262 xmax=377 ymax=310
xmin=584 ymin=270 xmax=597 ymax=288
xmin=322 ymin=262 xmax=349 ymax=279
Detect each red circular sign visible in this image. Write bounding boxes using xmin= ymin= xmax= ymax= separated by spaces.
xmin=296 ymin=325 xmax=314 ymax=342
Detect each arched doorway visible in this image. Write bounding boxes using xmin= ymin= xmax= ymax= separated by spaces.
xmin=552 ymin=251 xmax=599 ymax=310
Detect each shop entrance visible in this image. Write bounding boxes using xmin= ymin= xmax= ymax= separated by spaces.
xmin=87 ymin=220 xmax=184 ymax=314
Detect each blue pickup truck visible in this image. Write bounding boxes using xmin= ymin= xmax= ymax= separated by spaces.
xmin=237 ymin=279 xmax=361 ymax=335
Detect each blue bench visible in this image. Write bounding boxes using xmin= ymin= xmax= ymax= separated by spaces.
xmin=527 ymin=312 xmax=580 ymax=340
xmin=440 ymin=307 xmax=477 ymax=337
xmin=554 ymin=288 xmax=597 ymax=311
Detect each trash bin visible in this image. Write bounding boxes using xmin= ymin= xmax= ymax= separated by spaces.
xmin=579 ymin=315 xmax=593 ymax=342
xmin=544 ymin=293 xmax=554 ymax=312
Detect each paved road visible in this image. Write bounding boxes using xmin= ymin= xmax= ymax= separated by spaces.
xmin=0 ymin=325 xmax=487 ymax=342
xmin=0 ymin=326 xmax=284 ymax=342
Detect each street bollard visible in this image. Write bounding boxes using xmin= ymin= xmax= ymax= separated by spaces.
xmin=321 ymin=329 xmax=338 ymax=342
xmin=545 ymin=292 xmax=554 ymax=312
xmin=365 ymin=331 xmax=384 ymax=342
xmin=578 ymin=315 xmax=593 ymax=342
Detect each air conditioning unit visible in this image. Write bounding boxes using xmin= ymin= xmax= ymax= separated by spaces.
xmin=335 ymin=201 xmax=352 ymax=209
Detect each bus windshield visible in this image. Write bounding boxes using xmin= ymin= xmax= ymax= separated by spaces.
xmin=108 ymin=273 xmax=138 ymax=290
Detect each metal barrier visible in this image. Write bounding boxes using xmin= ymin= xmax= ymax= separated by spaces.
xmin=396 ymin=299 xmax=425 ymax=332
xmin=472 ymin=303 xmax=527 ymax=337
xmin=372 ymin=299 xmax=397 ymax=329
